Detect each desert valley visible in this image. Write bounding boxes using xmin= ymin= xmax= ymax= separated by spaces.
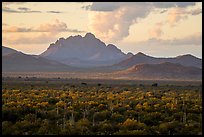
xmin=2 ymin=2 xmax=202 ymax=135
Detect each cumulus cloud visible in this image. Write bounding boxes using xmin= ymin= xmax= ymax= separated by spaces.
xmin=149 ymin=7 xmax=201 ymax=37
xmin=86 ymin=2 xmax=198 ymax=42
xmin=36 ymin=20 xmax=86 ymax=33
xmin=149 ymin=28 xmax=163 ymax=38
xmin=167 ymin=7 xmax=202 ymax=26
xmin=88 ymin=4 xmax=153 ymax=42
xmin=167 ymin=8 xmax=188 ymax=26
xmin=3 ymin=19 xmax=86 ymax=33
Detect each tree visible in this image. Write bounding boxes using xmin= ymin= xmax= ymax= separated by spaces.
xmin=122 ymin=118 xmax=146 ymax=130
xmin=2 ymin=121 xmax=14 ymax=135
xmin=75 ymin=118 xmax=91 ymax=135
xmin=97 ymin=120 xmax=113 ymax=135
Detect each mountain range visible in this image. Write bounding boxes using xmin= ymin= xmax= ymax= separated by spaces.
xmin=113 ymin=62 xmax=202 ymax=81
xmin=2 ymin=33 xmax=202 ymax=80
xmin=41 ymin=33 xmax=132 ymax=67
xmin=2 ymin=46 xmax=79 ymax=72
xmin=112 ymin=52 xmax=202 ymax=70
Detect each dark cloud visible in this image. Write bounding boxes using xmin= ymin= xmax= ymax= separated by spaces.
xmin=83 ymin=2 xmax=196 ymax=12
xmin=90 ymin=2 xmax=120 ymax=11
xmin=47 ymin=11 xmax=63 ymax=14
xmin=191 ymin=8 xmax=202 ymax=15
xmin=18 ymin=7 xmax=30 ymax=11
xmin=84 ymin=2 xmax=148 ymax=12
xmin=2 ymin=7 xmax=41 ymax=13
xmin=3 ymin=7 xmax=64 ymax=14
xmin=2 ymin=7 xmax=19 ymax=13
xmin=81 ymin=5 xmax=91 ymax=10
xmin=153 ymin=2 xmax=196 ymax=8
xmin=175 ymin=2 xmax=196 ymax=8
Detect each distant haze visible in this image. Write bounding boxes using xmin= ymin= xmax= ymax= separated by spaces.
xmin=2 ymin=33 xmax=202 ymax=81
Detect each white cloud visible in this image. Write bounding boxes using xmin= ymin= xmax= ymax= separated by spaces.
xmin=88 ymin=4 xmax=153 ymax=42
xmin=87 ymin=2 xmax=198 ymax=42
xmin=148 ymin=22 xmax=164 ymax=38
xmin=149 ymin=28 xmax=163 ymax=38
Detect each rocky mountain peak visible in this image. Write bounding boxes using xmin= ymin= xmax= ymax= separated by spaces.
xmin=135 ymin=52 xmax=146 ymax=56
xmin=84 ymin=32 xmax=96 ymax=39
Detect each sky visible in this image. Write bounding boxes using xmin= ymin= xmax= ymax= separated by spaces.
xmin=2 ymin=2 xmax=202 ymax=58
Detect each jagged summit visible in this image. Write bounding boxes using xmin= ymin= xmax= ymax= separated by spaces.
xmin=107 ymin=44 xmax=119 ymax=50
xmin=135 ymin=52 xmax=147 ymax=56
xmin=113 ymin=51 xmax=202 ymax=69
xmin=84 ymin=32 xmax=96 ymax=38
xmin=40 ymin=32 xmax=128 ymax=66
xmin=127 ymin=52 xmax=134 ymax=56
